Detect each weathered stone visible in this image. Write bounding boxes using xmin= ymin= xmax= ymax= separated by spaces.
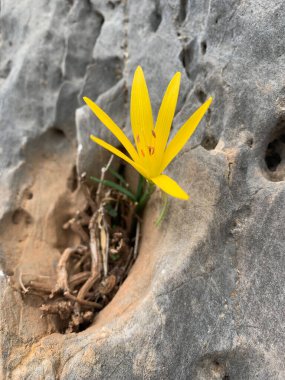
xmin=76 ymin=78 xmax=127 ymax=179
xmin=1 ymin=0 xmax=285 ymax=379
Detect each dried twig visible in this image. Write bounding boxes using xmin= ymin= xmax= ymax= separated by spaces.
xmin=75 ymin=212 xmax=102 ymax=307
xmin=64 ymin=292 xmax=102 ymax=309
xmin=29 ymin=281 xmax=52 ymax=293
xmin=69 ymin=271 xmax=91 ymax=288
xmin=134 ymin=221 xmax=140 ymax=260
xmin=53 ymin=246 xmax=87 ymax=295
xmin=19 ymin=271 xmax=29 ymax=294
xmin=99 ymin=208 xmax=109 ymax=277
xmin=96 ymin=155 xmax=114 ymax=205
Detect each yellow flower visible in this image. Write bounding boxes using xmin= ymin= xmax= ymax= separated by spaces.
xmin=83 ymin=66 xmax=212 ymax=200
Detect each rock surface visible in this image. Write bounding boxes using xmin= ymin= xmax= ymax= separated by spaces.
xmin=1 ymin=0 xmax=285 ymax=379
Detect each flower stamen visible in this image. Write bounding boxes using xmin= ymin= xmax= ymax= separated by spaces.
xmin=136 ymin=134 xmax=140 ymax=144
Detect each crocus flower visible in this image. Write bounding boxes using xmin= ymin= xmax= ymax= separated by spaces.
xmin=83 ymin=66 xmax=212 ymax=200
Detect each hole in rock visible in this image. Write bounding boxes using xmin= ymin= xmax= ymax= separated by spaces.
xmin=12 ymin=208 xmax=33 ymax=225
xmin=180 ymin=49 xmax=187 ymax=68
xmin=107 ymin=1 xmax=115 ymax=9
xmin=67 ymin=165 xmax=78 ymax=192
xmin=149 ymin=2 xmax=162 ymax=32
xmin=50 ymin=127 xmax=66 ymax=139
xmin=179 ymin=39 xmax=197 ymax=78
xmin=178 ymin=0 xmax=188 ymax=24
xmin=26 ymin=191 xmax=33 ymax=200
xmin=264 ymin=126 xmax=285 ymax=181
xmin=107 ymin=0 xmax=121 ymax=9
xmin=201 ymin=40 xmax=207 ymax=55
xmin=0 ymin=59 xmax=12 ymax=79
xmin=23 ymin=188 xmax=34 ymax=200
xmin=201 ymin=133 xmax=218 ymax=151
xmin=195 ymin=88 xmax=207 ymax=103
xmin=247 ymin=137 xmax=254 ymax=148
xmin=265 ymin=143 xmax=281 ymax=170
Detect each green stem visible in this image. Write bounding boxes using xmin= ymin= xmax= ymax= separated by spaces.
xmin=155 ymin=192 xmax=169 ymax=226
xmin=135 ymin=174 xmax=144 ymax=201
xmin=136 ymin=180 xmax=155 ymax=214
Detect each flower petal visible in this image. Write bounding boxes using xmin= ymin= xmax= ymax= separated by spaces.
xmin=90 ymin=135 xmax=149 ymax=179
xmin=161 ymin=97 xmax=213 ymax=171
xmin=131 ymin=66 xmax=154 ymax=156
xmin=83 ymin=97 xmax=139 ymax=162
xmin=155 ymin=72 xmax=181 ymax=161
xmin=151 ymin=174 xmax=189 ymax=200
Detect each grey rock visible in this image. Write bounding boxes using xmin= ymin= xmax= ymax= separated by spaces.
xmin=76 ymin=78 xmax=127 ymax=179
xmin=1 ymin=0 xmax=285 ymax=379
xmin=91 ymin=0 xmax=126 ymax=62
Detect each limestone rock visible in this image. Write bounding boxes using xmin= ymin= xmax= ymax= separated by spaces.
xmin=0 ymin=0 xmax=285 ymax=379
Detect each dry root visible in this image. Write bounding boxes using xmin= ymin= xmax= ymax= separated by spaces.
xmin=20 ymin=164 xmax=141 ymax=333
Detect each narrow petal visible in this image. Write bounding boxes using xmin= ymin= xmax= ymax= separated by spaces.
xmin=155 ymin=72 xmax=181 ymax=160
xmin=151 ymin=174 xmax=189 ymax=200
xmin=161 ymin=97 xmax=213 ymax=171
xmin=84 ymin=97 xmax=139 ymax=162
xmin=131 ymin=66 xmax=154 ymax=156
xmin=90 ymin=135 xmax=149 ymax=179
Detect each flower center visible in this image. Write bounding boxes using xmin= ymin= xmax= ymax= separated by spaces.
xmin=136 ymin=130 xmax=156 ymax=158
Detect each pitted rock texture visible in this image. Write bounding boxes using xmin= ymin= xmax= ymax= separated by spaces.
xmin=1 ymin=0 xmax=285 ymax=379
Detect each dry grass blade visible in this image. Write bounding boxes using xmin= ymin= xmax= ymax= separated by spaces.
xmin=64 ymin=292 xmax=102 ymax=309
xmin=134 ymin=221 xmax=140 ymax=259
xmin=96 ymin=155 xmax=114 ymax=205
xmin=99 ymin=209 xmax=109 ymax=277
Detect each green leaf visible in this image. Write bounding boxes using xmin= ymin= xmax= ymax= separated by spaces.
xmin=135 ymin=181 xmax=155 ymax=214
xmin=108 ymin=168 xmax=129 ymax=186
xmin=135 ymin=174 xmax=145 ymax=201
xmin=90 ymin=176 xmax=137 ymax=202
